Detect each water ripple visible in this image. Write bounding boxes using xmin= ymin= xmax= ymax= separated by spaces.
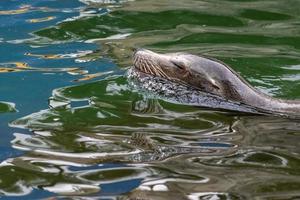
xmin=1 ymin=0 xmax=300 ymax=198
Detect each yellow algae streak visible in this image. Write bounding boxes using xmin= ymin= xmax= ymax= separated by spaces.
xmin=0 ymin=62 xmax=31 ymax=73
xmin=0 ymin=62 xmax=85 ymax=75
xmin=0 ymin=62 xmax=100 ymax=82
xmin=15 ymin=62 xmax=30 ymax=69
xmin=0 ymin=68 xmax=22 ymax=73
xmin=24 ymin=50 xmax=95 ymax=60
xmin=27 ymin=16 xmax=56 ymax=23
xmin=73 ymin=71 xmax=113 ymax=82
xmin=0 ymin=5 xmax=56 ymax=16
xmin=67 ymin=68 xmax=89 ymax=75
xmin=0 ymin=7 xmax=29 ymax=15
xmin=25 ymin=52 xmax=61 ymax=59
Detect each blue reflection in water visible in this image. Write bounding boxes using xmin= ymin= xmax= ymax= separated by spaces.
xmin=0 ymin=1 xmax=122 ymax=198
xmin=100 ymin=179 xmax=143 ymax=195
xmin=0 ymin=0 xmax=116 ymax=163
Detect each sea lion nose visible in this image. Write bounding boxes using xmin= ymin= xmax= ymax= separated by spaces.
xmin=133 ymin=48 xmax=144 ymax=56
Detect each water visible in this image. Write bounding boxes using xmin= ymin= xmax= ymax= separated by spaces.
xmin=0 ymin=0 xmax=299 ymax=199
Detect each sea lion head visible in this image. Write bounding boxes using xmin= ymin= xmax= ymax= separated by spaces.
xmin=133 ymin=48 xmax=242 ymax=101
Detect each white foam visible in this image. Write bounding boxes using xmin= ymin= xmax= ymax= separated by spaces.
xmin=152 ymin=184 xmax=168 ymax=191
xmin=85 ymin=33 xmax=131 ymax=43
xmin=43 ymin=183 xmax=100 ymax=195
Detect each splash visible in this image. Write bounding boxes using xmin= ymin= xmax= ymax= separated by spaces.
xmin=127 ymin=67 xmax=273 ymax=115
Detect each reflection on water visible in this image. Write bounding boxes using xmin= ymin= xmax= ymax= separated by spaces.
xmin=0 ymin=102 xmax=16 ymax=113
xmin=0 ymin=0 xmax=300 ymax=199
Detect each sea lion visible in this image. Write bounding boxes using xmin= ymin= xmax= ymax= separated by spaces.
xmin=131 ymin=48 xmax=300 ymax=116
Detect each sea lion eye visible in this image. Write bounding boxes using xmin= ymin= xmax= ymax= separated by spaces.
xmin=171 ymin=61 xmax=185 ymax=70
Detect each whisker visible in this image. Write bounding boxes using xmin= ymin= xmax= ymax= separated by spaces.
xmin=139 ymin=60 xmax=145 ymax=72
xmin=143 ymin=59 xmax=150 ymax=73
xmin=156 ymin=67 xmax=168 ymax=78
xmin=140 ymin=62 xmax=145 ymax=72
xmin=149 ymin=62 xmax=157 ymax=74
xmin=133 ymin=56 xmax=137 ymax=64
xmin=146 ymin=60 xmax=155 ymax=75
xmin=142 ymin=63 xmax=148 ymax=73
xmin=156 ymin=70 xmax=164 ymax=78
xmin=133 ymin=55 xmax=170 ymax=79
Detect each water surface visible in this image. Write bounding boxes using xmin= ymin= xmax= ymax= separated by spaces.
xmin=0 ymin=0 xmax=299 ymax=199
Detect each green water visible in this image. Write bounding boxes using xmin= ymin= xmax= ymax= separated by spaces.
xmin=0 ymin=0 xmax=299 ymax=199
xmin=0 ymin=102 xmax=16 ymax=113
